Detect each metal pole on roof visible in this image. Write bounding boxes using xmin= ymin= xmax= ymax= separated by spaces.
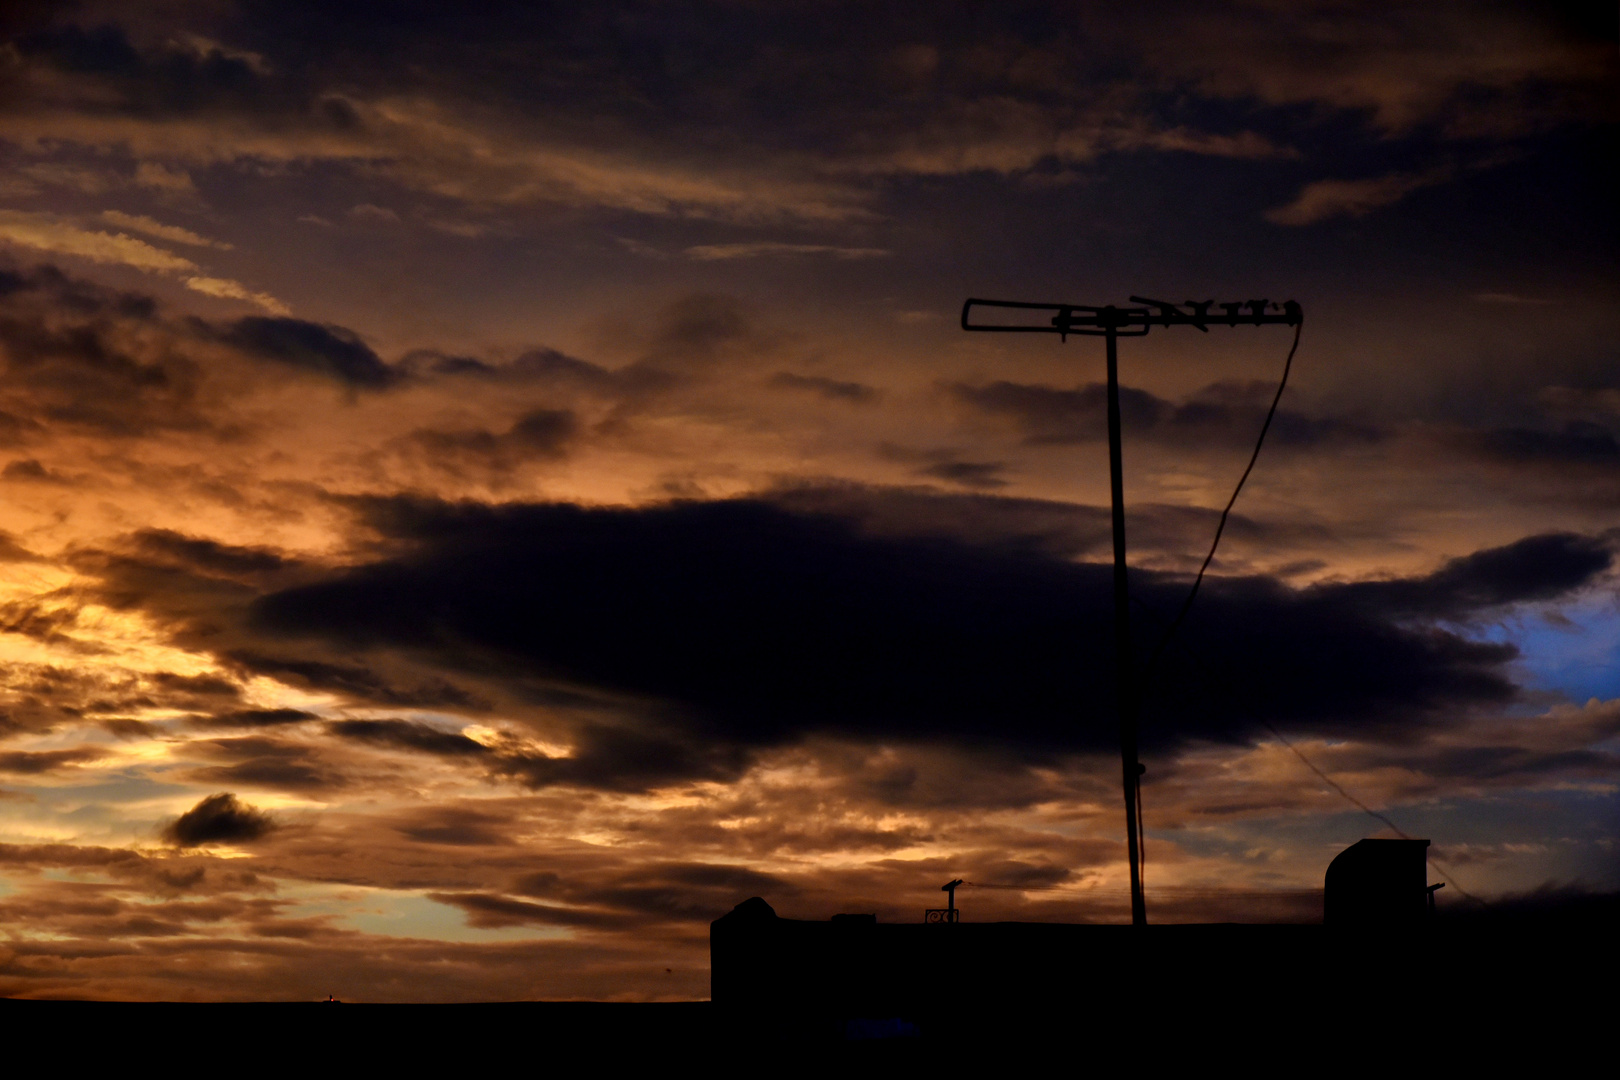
xmin=961 ymin=295 xmax=1303 ymax=928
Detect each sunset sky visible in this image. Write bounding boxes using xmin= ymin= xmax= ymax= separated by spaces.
xmin=0 ymin=1 xmax=1615 ymax=1002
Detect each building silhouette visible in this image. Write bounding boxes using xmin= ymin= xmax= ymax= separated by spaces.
xmin=708 ymin=836 xmax=1582 ymax=1043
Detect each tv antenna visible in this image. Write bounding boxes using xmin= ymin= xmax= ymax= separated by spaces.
xmin=961 ymin=295 xmax=1304 ymax=927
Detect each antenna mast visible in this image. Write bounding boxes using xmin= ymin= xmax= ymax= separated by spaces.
xmin=961 ymin=296 xmax=1303 ymax=926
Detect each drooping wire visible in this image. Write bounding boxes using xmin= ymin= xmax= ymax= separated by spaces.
xmin=1119 ymin=311 xmax=1477 ymax=902
xmin=1134 ymin=318 xmax=1301 ymax=908
xmin=1140 ymin=318 xmax=1304 ymax=692
xmin=1120 ymin=316 xmax=1474 ymax=912
xmin=1129 ymin=590 xmax=1478 ymax=903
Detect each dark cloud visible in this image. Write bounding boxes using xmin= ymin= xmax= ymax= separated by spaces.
xmin=8 ymin=19 xmax=354 ymax=134
xmin=580 ymin=862 xmax=800 ymax=925
xmin=408 ymin=347 xmax=620 ymax=395
xmin=428 ymin=891 xmax=624 ymax=929
xmin=17 ymin=23 xmax=272 ymax=114
xmin=950 ymin=378 xmax=1380 ymax=448
xmin=0 ymin=265 xmax=210 ymax=437
xmin=0 ymin=597 xmax=83 ymax=644
xmin=915 ymin=459 xmax=1009 ymax=489
xmin=101 ymin=718 xmax=157 ymax=738
xmin=214 ymin=317 xmax=398 ymax=389
xmin=0 ymin=266 xmax=424 ymax=450
xmin=394 ymin=806 xmax=510 ymax=846
xmin=0 ymin=265 xmax=155 ymax=319
xmin=187 ymin=736 xmax=343 ymax=792
xmin=0 ymin=840 xmax=147 ymax=870
xmin=543 ymin=295 xmax=766 ymax=432
xmin=162 ymin=792 xmax=275 ymax=846
xmin=147 ymin=672 xmax=241 ymax=697
xmin=961 ymin=860 xmax=1073 ymax=890
xmin=0 ymin=842 xmax=261 ymax=904
xmin=1336 ymin=532 xmax=1613 ymax=618
xmin=328 ymin=718 xmax=487 ymax=756
xmin=1137 ymin=2 xmax=1617 ymax=139
xmin=766 ymin=481 xmax=1117 ymax=559
xmin=1472 ymin=422 xmax=1620 ymax=464
xmin=402 ymin=408 xmax=578 ymax=474
xmin=769 ymin=372 xmax=879 ymax=404
xmin=0 ymin=746 xmax=104 ymax=774
xmin=399 ymin=300 xmax=753 ymax=436
xmin=231 ymin=496 xmax=1609 ymax=790
xmin=950 ymin=380 xmax=1162 ymax=444
xmin=876 ymin=445 xmax=1012 ymax=491
xmin=442 ymin=860 xmax=800 ymax=928
xmin=506 ymin=349 xmax=622 ymax=391
xmin=175 ymin=1 xmax=1610 ymax=183
xmin=1418 ymin=744 xmax=1616 ymax=782
xmin=504 ymin=409 xmax=578 ymax=453
xmin=0 ymin=661 xmax=174 ymax=735
xmin=189 ymin=756 xmax=336 ymax=791
xmin=72 ymin=553 xmax=266 ymax=672
xmin=1 ymin=457 xmax=72 ymax=483
xmin=67 ymin=527 xmax=478 ymax=717
xmin=631 ymin=294 xmax=753 ymax=371
xmin=197 ymin=707 xmax=317 ymax=728
xmin=0 ymin=267 xmax=573 ymax=462
xmin=492 ymin=725 xmax=751 ymax=792
xmin=832 ymin=741 xmax=1080 ymax=812
xmin=129 ymin=528 xmax=291 ymax=578
xmin=0 ymin=409 xmax=46 ymax=446
xmin=760 ymin=481 xmax=1326 ymax=566
xmin=401 ymin=351 xmax=497 ymax=379
xmin=221 ymin=651 xmax=489 ymax=710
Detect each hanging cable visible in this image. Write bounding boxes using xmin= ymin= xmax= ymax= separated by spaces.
xmin=1253 ymin=715 xmax=1477 ymax=902
xmin=1140 ymin=318 xmax=1304 ymax=692
xmin=1130 ymin=591 xmax=1478 ymax=902
xmin=1118 ymin=321 xmax=1478 ymax=902
xmin=1134 ymin=318 xmax=1301 ymax=906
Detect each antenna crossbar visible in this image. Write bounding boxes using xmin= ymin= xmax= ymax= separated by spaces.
xmin=963 ymin=297 xmax=1302 ymax=339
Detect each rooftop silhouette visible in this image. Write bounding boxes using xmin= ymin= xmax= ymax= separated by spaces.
xmin=708 ymin=836 xmax=1603 ymax=1044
